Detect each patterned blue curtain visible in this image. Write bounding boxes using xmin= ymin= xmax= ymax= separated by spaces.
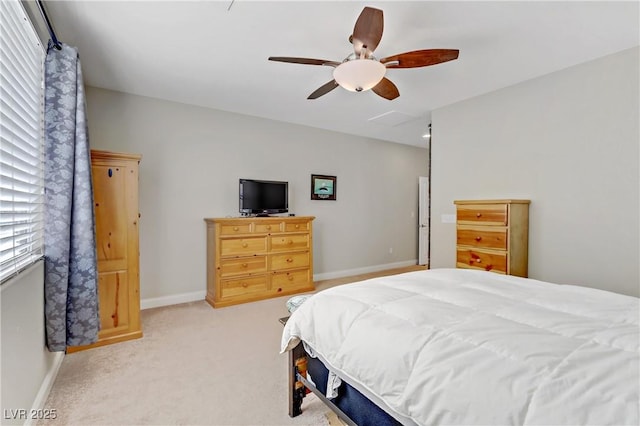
xmin=44 ymin=41 xmax=99 ymax=351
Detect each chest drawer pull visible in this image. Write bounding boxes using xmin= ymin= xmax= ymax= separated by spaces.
xmin=242 ymin=242 xmax=248 ymax=248
xmin=233 ymin=226 xmax=239 ymax=231
xmin=241 ymin=263 xmax=248 ymax=268
xmin=286 ymin=258 xmax=293 ymax=263
xmin=242 ymin=282 xmax=248 ymax=288
xmin=475 ymin=236 xmax=482 ymax=241
xmin=476 ymin=213 xmax=482 ymax=218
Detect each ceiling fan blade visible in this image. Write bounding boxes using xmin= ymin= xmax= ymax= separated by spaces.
xmin=268 ymin=57 xmax=341 ymax=67
xmin=351 ymin=7 xmax=384 ymax=57
xmin=307 ymin=80 xmax=340 ymax=100
xmin=372 ymin=78 xmax=399 ymax=100
xmin=380 ymin=49 xmax=459 ymax=69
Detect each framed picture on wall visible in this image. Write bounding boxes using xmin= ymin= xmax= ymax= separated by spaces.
xmin=311 ymin=174 xmax=336 ymax=200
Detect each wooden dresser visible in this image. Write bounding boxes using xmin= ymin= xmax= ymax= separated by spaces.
xmin=68 ymin=150 xmax=142 ymax=353
xmin=454 ymin=199 xmax=530 ymax=277
xmin=204 ymin=216 xmax=315 ymax=308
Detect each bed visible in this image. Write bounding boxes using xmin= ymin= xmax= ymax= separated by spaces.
xmin=281 ymin=268 xmax=639 ymax=426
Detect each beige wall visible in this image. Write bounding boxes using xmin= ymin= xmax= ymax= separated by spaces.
xmin=1 ymin=262 xmax=63 ymax=425
xmin=84 ymin=87 xmax=429 ymax=301
xmin=431 ymin=47 xmax=639 ymax=296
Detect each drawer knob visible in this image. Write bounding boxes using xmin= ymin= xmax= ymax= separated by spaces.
xmin=277 ymin=287 xmax=283 ymax=292
xmin=475 ymin=236 xmax=482 ymax=242
xmin=241 ymin=263 xmax=248 ymax=268
xmin=266 ymin=225 xmax=271 ymax=230
xmin=242 ymin=282 xmax=248 ymax=288
xmin=233 ymin=226 xmax=239 ymax=231
xmin=286 ymin=258 xmax=293 ymax=263
xmin=476 ymin=213 xmax=482 ymax=218
xmin=295 ymin=224 xmax=300 ymax=229
xmin=287 ymin=239 xmax=293 ymax=245
xmin=242 ymin=242 xmax=248 ymax=248
xmin=288 ymin=275 xmax=294 ymax=281
xmin=475 ymin=258 xmax=482 ymax=263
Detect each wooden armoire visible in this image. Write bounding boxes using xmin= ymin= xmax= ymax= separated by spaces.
xmin=67 ymin=150 xmax=142 ymax=353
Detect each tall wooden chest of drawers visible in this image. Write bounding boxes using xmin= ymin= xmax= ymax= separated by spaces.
xmin=204 ymin=216 xmax=315 ymax=308
xmin=454 ymin=200 xmax=530 ymax=277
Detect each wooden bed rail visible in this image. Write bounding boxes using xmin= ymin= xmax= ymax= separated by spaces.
xmin=288 ymin=342 xmax=306 ymax=417
xmin=288 ymin=341 xmax=357 ymax=426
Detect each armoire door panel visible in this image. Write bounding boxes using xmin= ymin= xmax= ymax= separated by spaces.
xmin=93 ymin=164 xmax=128 ymax=263
xmin=97 ymin=271 xmax=130 ymax=334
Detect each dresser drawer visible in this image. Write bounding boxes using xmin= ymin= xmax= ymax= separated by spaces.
xmin=457 ymin=204 xmax=507 ymax=226
xmin=219 ymin=223 xmax=252 ymax=235
xmin=271 ymin=251 xmax=310 ymax=271
xmin=457 ymin=226 xmax=508 ymax=250
xmin=219 ymin=256 xmax=267 ymax=277
xmin=220 ymin=237 xmax=267 ymax=256
xmin=271 ymin=269 xmax=312 ymax=294
xmin=283 ymin=221 xmax=310 ymax=232
xmin=456 ymin=249 xmax=507 ymax=274
xmin=254 ymin=222 xmax=281 ymax=234
xmin=270 ymin=234 xmax=310 ymax=251
xmin=220 ymin=276 xmax=268 ymax=299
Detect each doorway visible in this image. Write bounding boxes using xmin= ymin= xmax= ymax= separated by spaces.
xmin=418 ymin=176 xmax=429 ymax=266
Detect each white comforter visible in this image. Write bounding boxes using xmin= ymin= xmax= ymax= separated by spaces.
xmin=281 ymin=268 xmax=639 ymax=426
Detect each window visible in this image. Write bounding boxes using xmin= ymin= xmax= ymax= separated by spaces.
xmin=0 ymin=0 xmax=45 ymax=283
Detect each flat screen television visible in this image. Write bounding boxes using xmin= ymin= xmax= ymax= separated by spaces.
xmin=239 ymin=179 xmax=288 ymax=216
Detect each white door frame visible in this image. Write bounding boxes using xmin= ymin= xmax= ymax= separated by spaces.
xmin=418 ymin=176 xmax=429 ymax=266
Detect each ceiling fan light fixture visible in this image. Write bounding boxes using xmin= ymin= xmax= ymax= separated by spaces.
xmin=333 ymin=59 xmax=386 ymax=92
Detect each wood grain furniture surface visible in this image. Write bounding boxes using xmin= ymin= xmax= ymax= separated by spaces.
xmin=204 ymin=216 xmax=315 ymax=308
xmin=67 ymin=150 xmax=142 ymax=353
xmin=454 ymin=199 xmax=530 ymax=277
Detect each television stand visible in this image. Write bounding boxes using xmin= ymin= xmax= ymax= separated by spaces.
xmin=203 ymin=216 xmax=315 ymax=308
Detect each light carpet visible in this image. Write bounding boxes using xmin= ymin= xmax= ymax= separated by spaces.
xmin=37 ymin=296 xmax=330 ymax=426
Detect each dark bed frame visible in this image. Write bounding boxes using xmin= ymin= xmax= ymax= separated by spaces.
xmin=287 ymin=340 xmax=402 ymax=426
xmin=288 ymin=341 xmax=358 ymax=426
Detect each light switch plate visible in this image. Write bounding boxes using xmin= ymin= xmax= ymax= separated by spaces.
xmin=441 ymin=214 xmax=456 ymax=224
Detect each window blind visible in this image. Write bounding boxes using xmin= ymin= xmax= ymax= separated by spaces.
xmin=0 ymin=0 xmax=45 ymax=283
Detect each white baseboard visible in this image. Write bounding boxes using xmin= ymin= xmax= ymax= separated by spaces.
xmin=140 ymin=260 xmax=418 ymax=310
xmin=25 ymin=351 xmax=65 ymax=426
xmin=141 ymin=290 xmax=206 ymax=310
xmin=313 ymin=259 xmax=418 ymax=281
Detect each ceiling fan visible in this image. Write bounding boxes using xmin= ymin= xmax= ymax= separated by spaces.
xmin=268 ymin=6 xmax=459 ymax=100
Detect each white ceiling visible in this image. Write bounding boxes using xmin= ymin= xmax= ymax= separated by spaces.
xmin=44 ymin=1 xmax=639 ymax=147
